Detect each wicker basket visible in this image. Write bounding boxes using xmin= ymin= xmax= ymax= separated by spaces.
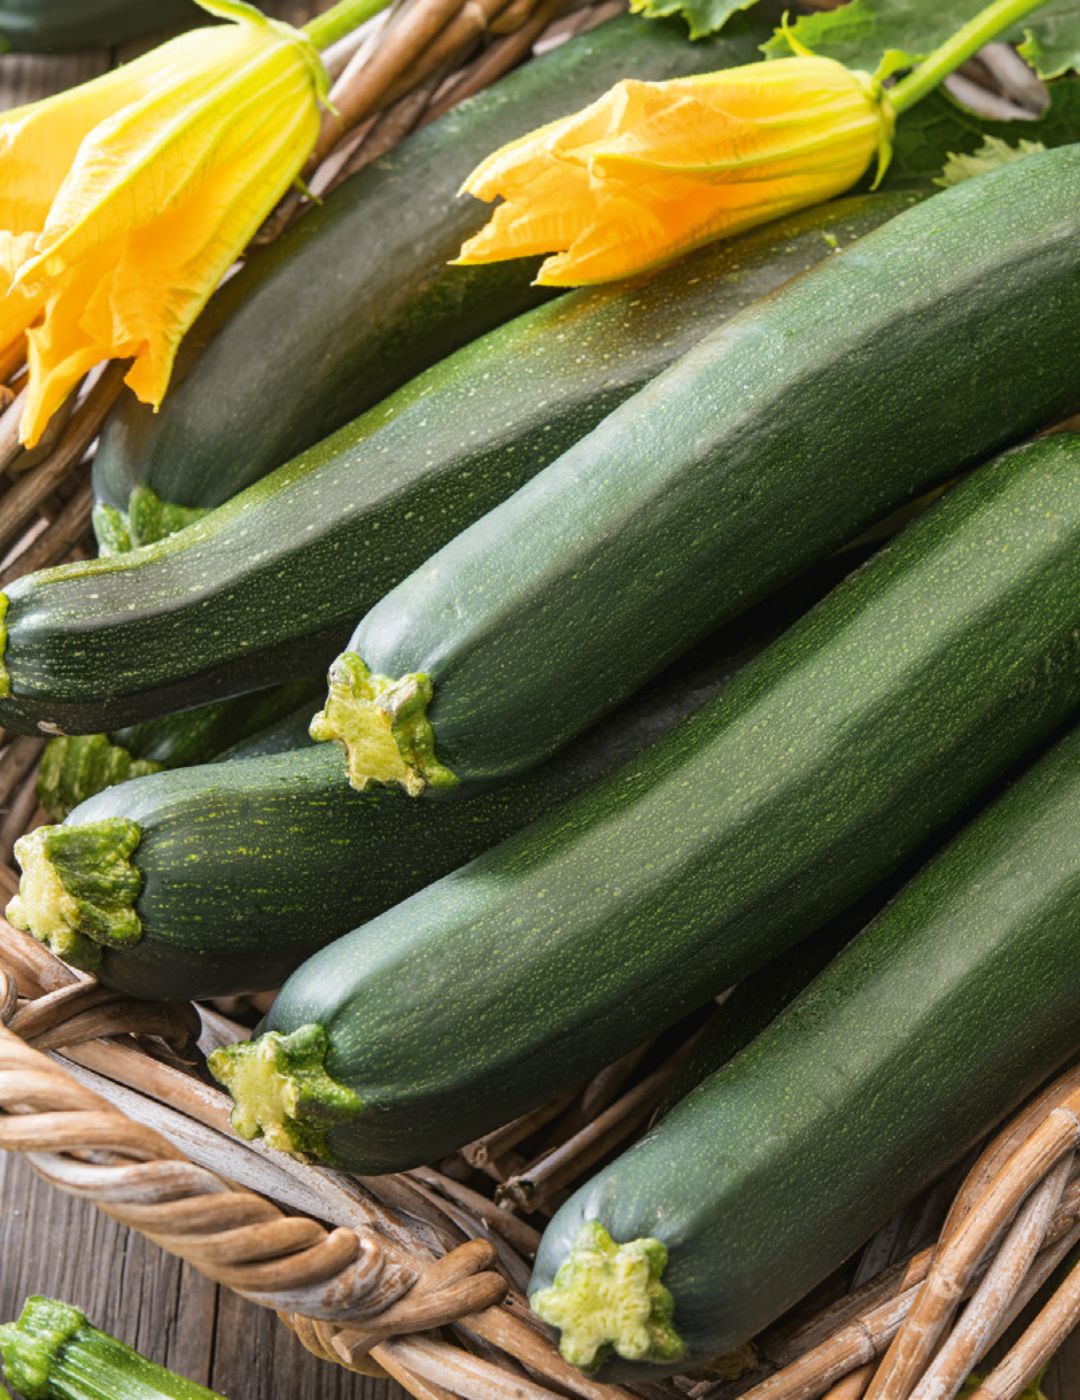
xmin=1 ymin=5 xmax=1077 ymax=1399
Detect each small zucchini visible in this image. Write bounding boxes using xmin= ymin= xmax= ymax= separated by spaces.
xmin=36 ymin=679 xmax=321 ymax=820
xmin=529 ymin=720 xmax=1080 ymax=1378
xmin=5 ymin=557 xmax=851 ymax=999
xmin=0 ymin=194 xmax=908 ymax=735
xmin=91 ymin=9 xmax=780 ymax=549
xmin=210 ymin=436 xmax=1080 ymax=1174
xmin=315 ymin=144 xmax=1080 ymax=798
xmin=0 ymin=1296 xmax=224 ymax=1399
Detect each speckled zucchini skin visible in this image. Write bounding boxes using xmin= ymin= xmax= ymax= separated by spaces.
xmin=259 ymin=437 xmax=1080 ymax=1174
xmin=347 ymin=144 xmax=1080 ymax=793
xmin=0 ymin=195 xmax=906 ymax=737
xmin=91 ymin=9 xmax=780 ymax=542
xmin=0 ymin=0 xmax=195 ymax=50
xmin=36 ymin=679 xmax=321 ymax=820
xmin=58 ymin=559 xmax=848 ymax=1000
xmin=532 ymin=720 xmax=1080 ymax=1379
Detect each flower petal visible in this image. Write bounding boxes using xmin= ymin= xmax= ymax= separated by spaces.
xmin=19 ymin=26 xmax=296 ymax=290
xmin=18 ymin=53 xmax=318 ymax=444
xmin=0 ymin=30 xmax=222 ymax=239
xmin=457 ymin=55 xmax=891 ymax=286
xmin=9 ymin=11 xmax=326 ymax=445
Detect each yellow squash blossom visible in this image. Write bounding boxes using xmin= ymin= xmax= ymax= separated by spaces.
xmin=0 ymin=0 xmax=328 ymax=447
xmin=456 ymin=55 xmax=893 ymax=287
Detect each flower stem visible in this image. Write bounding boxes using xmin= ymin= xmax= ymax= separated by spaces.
xmin=889 ymin=0 xmax=1049 ymax=115
xmin=303 ymin=0 xmax=391 ymax=50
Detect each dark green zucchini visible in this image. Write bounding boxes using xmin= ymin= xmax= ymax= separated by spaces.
xmin=209 ymin=436 xmax=1080 ymax=1174
xmin=91 ymin=9 xmax=781 ymax=550
xmin=316 ymin=144 xmax=1080 ymax=799
xmin=0 ymin=0 xmax=196 ymax=51
xmin=212 ymin=703 xmax=317 ymax=762
xmin=4 ymin=555 xmax=861 ymax=999
xmin=653 ymin=881 xmax=898 ymax=1119
xmin=0 ymin=195 xmax=909 ymax=737
xmin=36 ymin=679 xmax=321 ymax=821
xmin=528 ymin=720 xmax=1080 ymax=1379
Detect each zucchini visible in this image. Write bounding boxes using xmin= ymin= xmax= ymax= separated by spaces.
xmin=209 ymin=436 xmax=1080 ymax=1174
xmin=653 ymin=879 xmax=899 ymax=1119
xmin=91 ymin=9 xmax=781 ymax=550
xmin=314 ymin=143 xmax=1080 ymax=799
xmin=528 ymin=721 xmax=1080 ymax=1379
xmin=0 ymin=0 xmax=196 ymax=52
xmin=0 ymin=195 xmax=909 ymax=737
xmin=212 ymin=703 xmax=317 ymax=763
xmin=36 ymin=679 xmax=321 ymax=820
xmin=0 ymin=1296 xmax=224 ymax=1399
xmin=5 ymin=555 xmax=856 ymax=999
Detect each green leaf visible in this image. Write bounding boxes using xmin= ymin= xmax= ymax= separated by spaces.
xmin=934 ymin=133 xmax=1046 ymax=185
xmin=1016 ymin=0 xmax=1080 ymax=79
xmin=628 ymin=0 xmax=757 ymax=42
xmin=760 ymin=0 xmax=987 ymax=71
xmin=761 ymin=0 xmax=1080 ymax=80
xmin=879 ymin=78 xmax=1080 ymax=189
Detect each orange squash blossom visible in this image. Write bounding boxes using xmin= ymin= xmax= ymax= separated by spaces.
xmin=0 ymin=0 xmax=328 ymax=447
xmin=455 ymin=50 xmax=894 ymax=287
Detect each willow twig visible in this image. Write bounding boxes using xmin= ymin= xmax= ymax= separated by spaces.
xmin=976 ymin=42 xmax=1048 ymax=113
xmin=497 ymin=1058 xmax=680 ymax=1212
xmin=968 ymin=1253 xmax=1080 ymax=1400
xmin=462 ymin=1089 xmax=579 ymax=1170
xmin=0 ymin=362 xmax=125 ymax=556
xmin=910 ymin=1153 xmax=1073 ymax=1400
xmin=866 ymin=1096 xmax=1080 ymax=1400
xmin=0 ymin=478 xmax=94 ymax=588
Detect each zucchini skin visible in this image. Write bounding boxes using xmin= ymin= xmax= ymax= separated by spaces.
xmin=53 ymin=558 xmax=850 ymax=1000
xmin=0 ymin=0 xmax=195 ymax=51
xmin=36 ymin=680 xmax=322 ymax=821
xmin=212 ymin=702 xmax=317 ymax=762
xmin=91 ymin=10 xmax=779 ymax=543
xmin=0 ymin=1296 xmax=225 ymax=1399
xmin=531 ymin=721 xmax=1080 ymax=1379
xmin=254 ymin=436 xmax=1080 ymax=1174
xmin=653 ymin=882 xmax=896 ymax=1120
xmin=339 ymin=144 xmax=1080 ymax=796
xmin=0 ymin=196 xmax=909 ymax=737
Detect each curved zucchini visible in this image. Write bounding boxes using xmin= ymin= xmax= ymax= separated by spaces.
xmin=4 ymin=556 xmax=855 ymax=999
xmin=210 ymin=436 xmax=1080 ymax=1173
xmin=36 ymin=679 xmax=321 ymax=821
xmin=0 ymin=0 xmax=195 ymax=51
xmin=91 ymin=9 xmax=780 ymax=549
xmin=528 ymin=721 xmax=1080 ymax=1379
xmin=316 ymin=144 xmax=1080 ymax=798
xmin=0 ymin=195 xmax=909 ymax=737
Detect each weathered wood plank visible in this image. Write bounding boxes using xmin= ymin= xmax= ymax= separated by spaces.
xmin=0 ymin=50 xmax=109 ymax=104
xmin=0 ymin=1152 xmax=407 ymax=1398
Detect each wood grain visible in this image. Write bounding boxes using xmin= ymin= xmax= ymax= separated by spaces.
xmin=0 ymin=1151 xmax=407 ymax=1398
